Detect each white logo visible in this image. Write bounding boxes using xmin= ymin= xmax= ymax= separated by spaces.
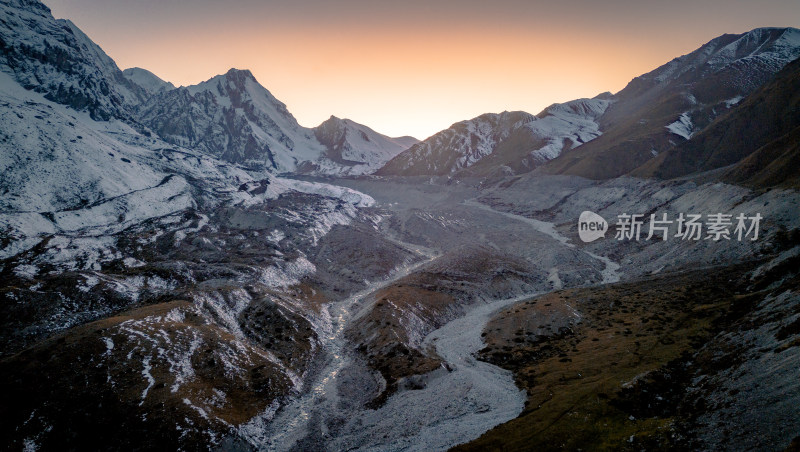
xmin=578 ymin=210 xmax=608 ymax=243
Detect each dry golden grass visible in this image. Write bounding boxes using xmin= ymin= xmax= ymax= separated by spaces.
xmin=456 ymin=265 xmax=755 ymax=451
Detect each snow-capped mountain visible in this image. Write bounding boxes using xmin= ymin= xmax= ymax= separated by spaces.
xmin=122 ymin=67 xmax=175 ymax=95
xmin=136 ymin=70 xmax=414 ymax=174
xmin=0 ymin=0 xmax=413 ymax=176
xmin=378 ymin=27 xmax=800 ymax=180
xmin=377 ymin=98 xmax=611 ymax=177
xmin=0 ymin=70 xmax=192 ymax=221
xmin=0 ymin=0 xmax=146 ymax=120
xmin=636 ymin=27 xmax=800 ymax=93
xmin=3 ymin=1 xmax=800 ymax=450
xmin=136 ymin=68 xmax=325 ymax=172
xmin=544 ymin=27 xmax=800 ymax=179
xmin=636 ymin=54 xmax=800 ymax=181
xmin=309 ymin=115 xmax=418 ymax=175
xmin=0 ymin=3 xmax=386 ymax=445
xmin=377 ymin=111 xmax=536 ymax=176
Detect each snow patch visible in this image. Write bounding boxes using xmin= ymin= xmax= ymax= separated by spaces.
xmin=13 ymin=264 xmax=39 ymax=279
xmin=666 ymin=112 xmax=694 ymax=140
xmin=140 ymin=356 xmax=155 ymax=405
xmin=259 ymin=256 xmax=317 ymax=289
xmin=725 ymin=96 xmax=744 ymax=108
xmin=528 ymin=98 xmax=612 ymax=161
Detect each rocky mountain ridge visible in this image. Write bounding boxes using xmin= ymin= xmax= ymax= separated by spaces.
xmin=378 ymin=27 xmax=800 ymax=182
xmin=543 ymin=26 xmax=800 ymax=180
xmin=0 ymin=0 xmax=414 ymax=176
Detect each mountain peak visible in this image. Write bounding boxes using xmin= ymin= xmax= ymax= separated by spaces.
xmin=320 ymin=115 xmax=344 ymax=125
xmin=186 ymin=68 xmax=271 ymax=100
xmin=137 ymin=65 xmax=326 ymax=172
xmin=224 ymin=68 xmax=256 ymax=79
xmin=312 ymin=116 xmax=417 ymax=174
xmin=123 ymin=67 xmax=175 ymax=94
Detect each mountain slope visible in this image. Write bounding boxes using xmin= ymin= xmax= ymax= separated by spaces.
xmin=542 ymin=27 xmax=800 ymax=180
xmin=136 ymin=68 xmax=324 ymax=172
xmin=307 ymin=115 xmax=418 ymax=175
xmin=462 ymin=98 xmax=612 ymax=177
xmin=0 ymin=71 xmax=189 ymax=217
xmin=0 ymin=0 xmax=146 ymax=120
xmin=122 ymin=67 xmax=175 ymax=95
xmin=721 ymin=126 xmax=800 ymax=189
xmin=632 ymin=55 xmax=800 ymax=181
xmin=375 ymin=99 xmax=612 ymax=178
xmin=376 ymin=111 xmax=535 ymax=176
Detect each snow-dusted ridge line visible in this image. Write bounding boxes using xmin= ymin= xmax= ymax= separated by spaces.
xmin=379 ymin=98 xmax=612 ymax=176
xmin=138 ymin=69 xmax=413 ymax=177
xmin=0 ymin=0 xmax=146 ymax=120
xmin=122 ymin=67 xmax=175 ymax=94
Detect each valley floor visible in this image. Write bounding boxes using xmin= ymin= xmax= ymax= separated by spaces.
xmin=2 ymin=174 xmax=799 ymax=451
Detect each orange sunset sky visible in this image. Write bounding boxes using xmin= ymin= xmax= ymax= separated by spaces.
xmin=44 ymin=0 xmax=800 ymax=139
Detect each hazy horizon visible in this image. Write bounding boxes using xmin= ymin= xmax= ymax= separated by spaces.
xmin=44 ymin=0 xmax=800 ymax=139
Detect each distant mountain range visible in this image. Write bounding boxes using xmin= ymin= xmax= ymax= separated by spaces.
xmin=1 ymin=0 xmax=797 ymax=187
xmin=544 ymin=27 xmax=800 ymax=181
xmin=376 ymin=98 xmax=612 ymax=178
xmin=378 ymin=27 xmax=800 ymax=185
xmin=0 ymin=0 xmax=416 ymax=177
